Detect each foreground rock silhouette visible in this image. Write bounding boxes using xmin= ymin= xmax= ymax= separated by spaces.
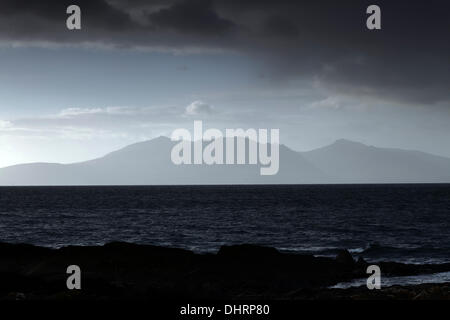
xmin=0 ymin=242 xmax=449 ymax=300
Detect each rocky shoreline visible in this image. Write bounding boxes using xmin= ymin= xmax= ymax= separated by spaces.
xmin=0 ymin=242 xmax=449 ymax=300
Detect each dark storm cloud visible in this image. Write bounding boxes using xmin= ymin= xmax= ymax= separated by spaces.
xmin=262 ymin=15 xmax=299 ymax=38
xmin=0 ymin=0 xmax=449 ymax=106
xmin=0 ymin=0 xmax=137 ymax=33
xmin=149 ymin=0 xmax=235 ymax=36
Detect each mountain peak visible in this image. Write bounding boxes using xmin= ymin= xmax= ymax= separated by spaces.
xmin=332 ymin=139 xmax=367 ymax=148
xmin=154 ymin=135 xmax=170 ymax=141
xmin=2 ymin=135 xmax=450 ymax=185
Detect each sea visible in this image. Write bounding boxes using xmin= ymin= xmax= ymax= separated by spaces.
xmin=1 ymin=184 xmax=449 ymax=269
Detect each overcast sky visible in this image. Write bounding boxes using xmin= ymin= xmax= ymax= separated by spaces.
xmin=0 ymin=0 xmax=449 ymax=167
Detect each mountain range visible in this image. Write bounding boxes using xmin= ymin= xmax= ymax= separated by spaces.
xmin=1 ymin=137 xmax=449 ymax=185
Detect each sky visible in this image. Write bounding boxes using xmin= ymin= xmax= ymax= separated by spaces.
xmin=0 ymin=0 xmax=450 ymax=168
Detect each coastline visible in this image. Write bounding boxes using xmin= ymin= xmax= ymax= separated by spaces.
xmin=1 ymin=242 xmax=449 ymax=300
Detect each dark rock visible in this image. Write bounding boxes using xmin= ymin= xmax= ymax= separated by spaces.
xmin=217 ymin=244 xmax=280 ymax=261
xmin=1 ymin=242 xmax=449 ymax=300
xmin=355 ymin=257 xmax=368 ymax=271
xmin=357 ymin=257 xmax=367 ymax=265
xmin=335 ymin=250 xmax=355 ymax=267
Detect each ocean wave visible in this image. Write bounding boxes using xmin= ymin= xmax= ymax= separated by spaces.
xmin=277 ymin=243 xmax=450 ymax=264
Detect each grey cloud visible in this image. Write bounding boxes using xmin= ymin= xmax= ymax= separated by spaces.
xmin=149 ymin=0 xmax=235 ymax=36
xmin=185 ymin=100 xmax=214 ymax=115
xmin=0 ymin=0 xmax=449 ymax=106
xmin=261 ymin=15 xmax=299 ymax=38
xmin=0 ymin=0 xmax=137 ymax=37
xmin=4 ymin=106 xmax=185 ymax=134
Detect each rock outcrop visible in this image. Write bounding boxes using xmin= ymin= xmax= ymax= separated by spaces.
xmin=1 ymin=242 xmax=449 ymax=300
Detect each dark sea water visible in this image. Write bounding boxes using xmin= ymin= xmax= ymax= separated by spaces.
xmin=1 ymin=184 xmax=449 ymax=265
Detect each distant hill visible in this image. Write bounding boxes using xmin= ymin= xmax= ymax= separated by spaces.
xmin=0 ymin=137 xmax=327 ymax=185
xmin=302 ymin=139 xmax=450 ymax=183
xmin=0 ymin=137 xmax=449 ymax=185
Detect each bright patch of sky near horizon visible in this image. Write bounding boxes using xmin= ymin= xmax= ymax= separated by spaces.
xmin=0 ymin=46 xmax=450 ymax=168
